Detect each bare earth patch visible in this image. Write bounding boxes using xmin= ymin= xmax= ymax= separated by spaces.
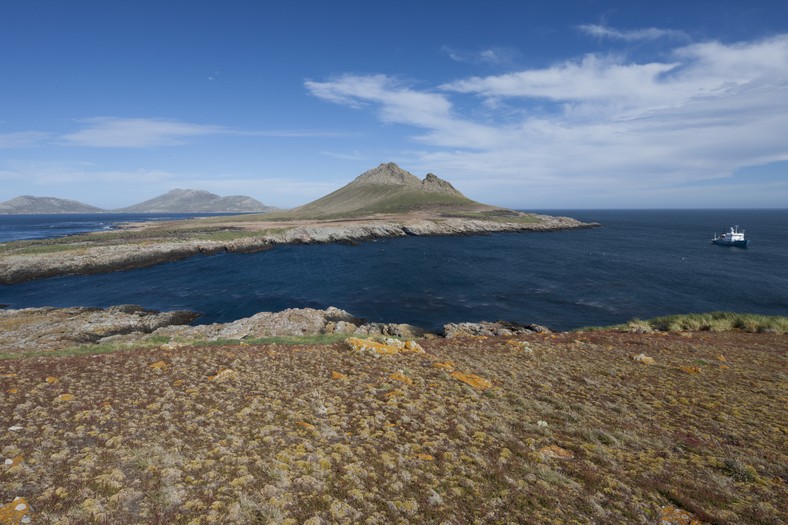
xmin=1 ymin=331 xmax=785 ymax=524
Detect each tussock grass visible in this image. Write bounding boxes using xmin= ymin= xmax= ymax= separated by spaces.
xmin=579 ymin=312 xmax=788 ymax=334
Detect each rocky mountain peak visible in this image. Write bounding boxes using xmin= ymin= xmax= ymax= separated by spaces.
xmin=352 ymin=163 xmax=463 ymax=196
xmin=421 ymin=173 xmax=463 ymax=195
xmin=352 ymin=162 xmax=423 ymax=187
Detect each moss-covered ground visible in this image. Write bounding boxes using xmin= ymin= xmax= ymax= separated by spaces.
xmin=1 ymin=330 xmax=785 ymax=524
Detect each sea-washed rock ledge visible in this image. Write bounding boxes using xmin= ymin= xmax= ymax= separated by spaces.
xmin=0 ymin=215 xmax=597 ymax=285
xmin=0 ymin=305 xmax=551 ymax=354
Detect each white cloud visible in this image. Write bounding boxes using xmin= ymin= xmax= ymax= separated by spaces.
xmin=58 ymin=117 xmax=225 ymax=148
xmin=306 ymin=74 xmax=453 ymax=127
xmin=305 ymin=35 xmax=788 ymax=207
xmin=578 ymin=24 xmax=688 ymax=42
xmin=306 ymin=73 xmax=506 ymax=149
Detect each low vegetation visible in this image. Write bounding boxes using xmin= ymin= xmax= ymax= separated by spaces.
xmin=582 ymin=312 xmax=788 ymax=335
xmin=1 ymin=330 xmax=785 ymax=523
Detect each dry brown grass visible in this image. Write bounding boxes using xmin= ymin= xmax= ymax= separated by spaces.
xmin=1 ymin=331 xmax=785 ymax=523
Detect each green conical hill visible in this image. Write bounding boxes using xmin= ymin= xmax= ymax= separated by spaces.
xmin=282 ymin=163 xmax=500 ymax=219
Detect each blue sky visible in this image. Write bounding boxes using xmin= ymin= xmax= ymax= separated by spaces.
xmin=1 ymin=1 xmax=787 ymax=209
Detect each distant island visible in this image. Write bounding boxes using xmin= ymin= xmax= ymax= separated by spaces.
xmin=0 ymin=195 xmax=105 ymax=214
xmin=0 ymin=162 xmax=598 ymax=284
xmin=0 ymin=189 xmax=275 ymax=214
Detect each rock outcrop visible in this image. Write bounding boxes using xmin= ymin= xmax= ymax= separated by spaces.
xmin=0 ymin=305 xmax=199 ymax=352
xmin=0 ymin=306 xmax=434 ymax=353
xmin=443 ymin=320 xmax=551 ymax=338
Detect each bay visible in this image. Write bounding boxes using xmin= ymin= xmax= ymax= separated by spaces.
xmin=0 ymin=213 xmax=242 ymax=243
xmin=1 ymin=209 xmax=786 ymax=331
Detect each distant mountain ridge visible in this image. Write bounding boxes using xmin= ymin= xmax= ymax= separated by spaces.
xmin=0 ymin=195 xmax=104 ymax=214
xmin=117 ymin=189 xmax=275 ymax=213
xmin=0 ymin=189 xmax=274 ymax=214
xmin=287 ymin=162 xmax=493 ymax=218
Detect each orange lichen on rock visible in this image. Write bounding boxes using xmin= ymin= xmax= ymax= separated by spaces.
xmin=331 ymin=371 xmax=348 ymax=380
xmin=632 ymin=353 xmax=655 ymax=365
xmin=208 ymin=369 xmax=239 ymax=382
xmin=4 ymin=456 xmax=23 ymax=467
xmin=680 ymin=366 xmax=702 ymax=374
xmin=55 ymin=393 xmax=75 ymax=402
xmin=0 ymin=496 xmax=32 ymax=524
xmin=451 ymin=371 xmax=492 ymax=390
xmin=390 ymin=372 xmax=414 ymax=385
xmin=660 ymin=505 xmax=704 ymax=525
xmin=432 ymin=361 xmax=455 ymax=370
xmin=345 ymin=337 xmax=425 ymax=356
xmin=415 ymin=453 xmax=435 ymax=461
xmin=149 ymin=360 xmax=168 ymax=370
xmin=539 ymin=445 xmax=575 ymax=460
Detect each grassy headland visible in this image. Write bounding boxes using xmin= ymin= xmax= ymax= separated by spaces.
xmin=0 ymin=163 xmax=597 ymax=284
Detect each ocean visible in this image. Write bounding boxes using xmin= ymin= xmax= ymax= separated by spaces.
xmin=1 ymin=210 xmax=787 ymax=331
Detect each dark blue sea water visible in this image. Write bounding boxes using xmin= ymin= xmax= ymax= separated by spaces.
xmin=1 ymin=210 xmax=786 ymax=331
xmin=0 ymin=213 xmax=240 ymax=243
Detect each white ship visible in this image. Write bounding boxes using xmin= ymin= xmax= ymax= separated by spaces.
xmin=712 ymin=226 xmax=749 ymax=248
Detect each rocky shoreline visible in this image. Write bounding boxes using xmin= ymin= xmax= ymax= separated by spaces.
xmin=0 ymin=214 xmax=597 ymax=285
xmin=0 ymin=305 xmax=552 ymax=354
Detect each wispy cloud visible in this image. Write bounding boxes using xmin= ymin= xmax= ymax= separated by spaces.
xmin=306 ymin=74 xmax=505 ymax=149
xmin=44 ymin=117 xmax=350 ymax=148
xmin=578 ymin=24 xmax=689 ymax=42
xmin=306 ymin=35 xmax=788 ymax=206
xmin=441 ymin=45 xmax=517 ymax=66
xmin=59 ymin=117 xmax=224 ymax=147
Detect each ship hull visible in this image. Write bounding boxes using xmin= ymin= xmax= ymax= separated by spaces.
xmin=712 ymin=239 xmax=749 ymax=248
